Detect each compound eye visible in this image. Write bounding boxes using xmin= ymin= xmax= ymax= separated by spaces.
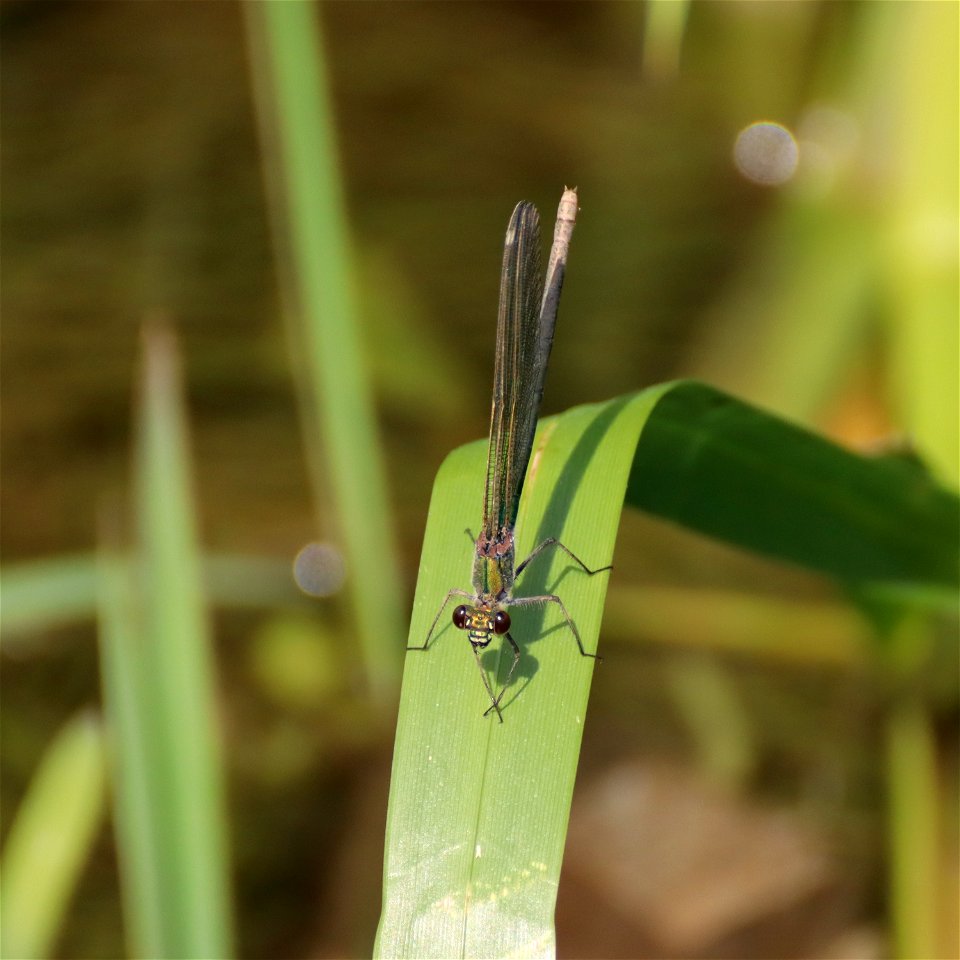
xmin=452 ymin=605 xmax=469 ymax=630
xmin=493 ymin=610 xmax=511 ymax=635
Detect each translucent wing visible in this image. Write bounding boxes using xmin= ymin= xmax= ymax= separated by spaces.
xmin=481 ymin=201 xmax=544 ymax=542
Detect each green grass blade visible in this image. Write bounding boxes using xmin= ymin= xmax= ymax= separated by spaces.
xmin=687 ymin=205 xmax=879 ymax=421
xmin=883 ymin=1 xmax=959 ymax=485
xmin=97 ymin=325 xmax=233 ymax=959
xmin=376 ymin=390 xmax=665 ymax=959
xmin=627 ymin=381 xmax=958 ymax=587
xmin=642 ymin=0 xmax=691 ymax=80
xmin=2 ymin=553 xmax=302 ymax=648
xmin=886 ymin=694 xmax=940 ymax=960
xmin=244 ymin=1 xmax=404 ymax=698
xmin=0 ymin=713 xmax=106 ymax=960
xmin=0 ymin=555 xmax=99 ymax=642
xmin=376 ymin=380 xmax=958 ymax=959
xmin=96 ymin=535 xmax=166 ymax=957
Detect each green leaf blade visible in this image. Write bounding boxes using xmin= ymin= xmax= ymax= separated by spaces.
xmin=377 ymin=380 xmax=958 ymax=959
xmin=628 ymin=381 xmax=959 ymax=587
xmin=97 ymin=326 xmax=234 ymax=960
xmin=377 ymin=391 xmax=666 ymax=959
xmin=0 ymin=713 xmax=106 ymax=960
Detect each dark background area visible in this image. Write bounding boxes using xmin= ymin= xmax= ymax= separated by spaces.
xmin=2 ymin=2 xmax=957 ymax=958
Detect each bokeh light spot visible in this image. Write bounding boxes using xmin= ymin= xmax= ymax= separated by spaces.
xmin=293 ymin=541 xmax=346 ymax=597
xmin=733 ymin=121 xmax=799 ymax=186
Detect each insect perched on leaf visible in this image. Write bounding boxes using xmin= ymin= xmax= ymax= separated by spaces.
xmin=407 ymin=189 xmax=611 ymax=721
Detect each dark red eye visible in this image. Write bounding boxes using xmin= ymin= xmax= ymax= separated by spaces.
xmin=493 ymin=610 xmax=511 ymax=634
xmin=452 ymin=605 xmax=469 ymax=629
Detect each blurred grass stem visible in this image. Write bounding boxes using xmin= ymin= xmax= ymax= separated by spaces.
xmin=243 ymin=2 xmax=404 ymax=699
xmin=97 ymin=324 xmax=233 ymax=959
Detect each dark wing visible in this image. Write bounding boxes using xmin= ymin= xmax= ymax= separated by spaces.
xmin=481 ymin=201 xmax=544 ymax=541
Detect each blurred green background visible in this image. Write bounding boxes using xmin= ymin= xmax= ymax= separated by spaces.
xmin=1 ymin=2 xmax=957 ymax=959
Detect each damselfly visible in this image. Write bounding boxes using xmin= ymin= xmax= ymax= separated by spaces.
xmin=407 ymin=189 xmax=611 ymax=721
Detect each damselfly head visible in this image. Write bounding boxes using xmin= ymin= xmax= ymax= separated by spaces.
xmin=452 ymin=604 xmax=511 ymax=637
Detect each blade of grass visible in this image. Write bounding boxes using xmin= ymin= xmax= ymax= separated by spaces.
xmin=602 ymin=584 xmax=874 ymax=666
xmin=641 ymin=0 xmax=691 ymax=81
xmin=96 ymin=531 xmax=166 ymax=957
xmin=376 ymin=389 xmax=666 ymax=959
xmin=627 ymin=381 xmax=958 ymax=587
xmin=874 ymin=598 xmax=949 ymax=960
xmin=243 ymin=1 xmax=404 ymax=699
xmin=0 ymin=712 xmax=105 ymax=960
xmin=0 ymin=555 xmax=99 ymax=641
xmin=1 ymin=553 xmax=303 ymax=648
xmin=377 ymin=380 xmax=958 ymax=959
xmin=686 ymin=204 xmax=879 ymax=422
xmin=97 ymin=324 xmax=233 ymax=959
xmin=886 ymin=694 xmax=940 ymax=960
xmin=883 ymin=1 xmax=959 ymax=485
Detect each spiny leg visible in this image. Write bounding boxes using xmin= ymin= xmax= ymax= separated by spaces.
xmin=483 ymin=631 xmax=521 ymax=718
xmin=515 ymin=537 xmax=613 ymax=580
xmin=471 ymin=644 xmax=504 ymax=723
xmin=407 ymin=588 xmax=474 ymax=651
xmin=508 ymin=593 xmax=602 ymax=660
